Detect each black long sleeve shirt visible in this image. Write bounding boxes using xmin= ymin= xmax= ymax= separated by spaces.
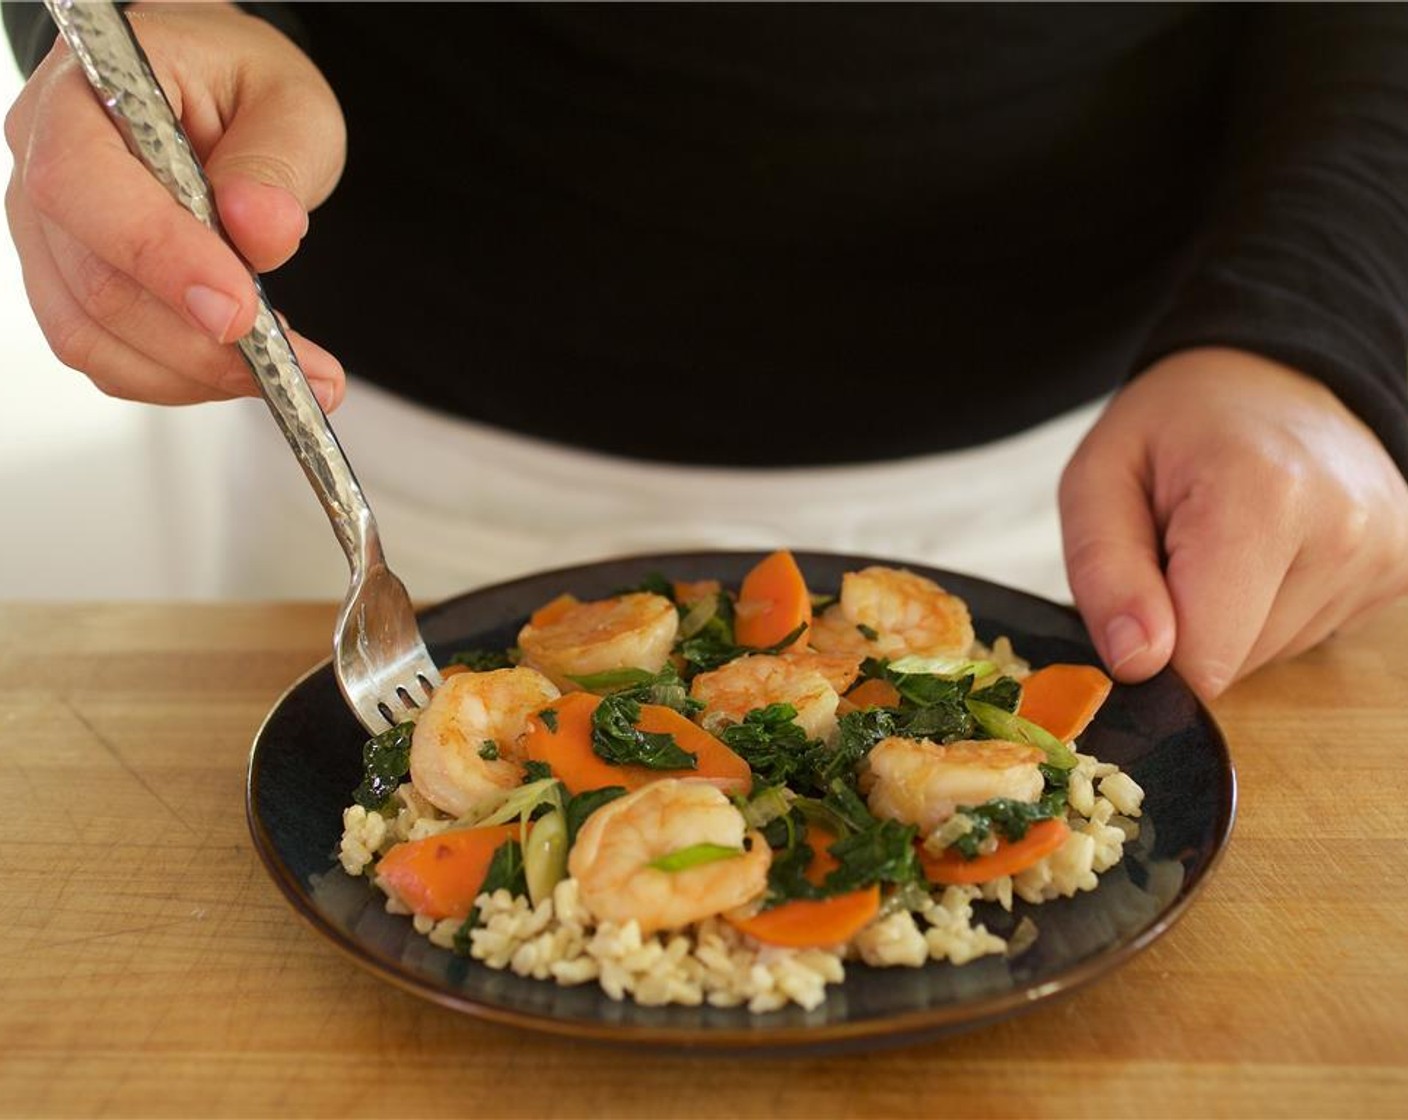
xmin=8 ymin=3 xmax=1408 ymax=472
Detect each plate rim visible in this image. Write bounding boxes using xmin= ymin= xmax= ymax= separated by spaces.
xmin=246 ymin=548 xmax=1238 ymax=1050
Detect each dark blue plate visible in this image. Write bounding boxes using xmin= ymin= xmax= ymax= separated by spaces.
xmin=246 ymin=550 xmax=1235 ymax=1053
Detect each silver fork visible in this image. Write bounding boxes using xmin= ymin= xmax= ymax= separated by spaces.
xmin=47 ymin=0 xmax=441 ymax=732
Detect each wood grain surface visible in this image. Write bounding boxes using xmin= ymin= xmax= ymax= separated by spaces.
xmin=1 ymin=600 xmax=1405 ymax=1119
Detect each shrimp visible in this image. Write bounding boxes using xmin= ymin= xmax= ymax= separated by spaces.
xmin=517 ymin=591 xmax=678 ymax=691
xmin=863 ymin=735 xmax=1045 ymax=836
xmin=568 ymin=779 xmax=771 ymax=935
xmin=810 ymin=567 xmax=975 ymax=661
xmin=409 ymin=667 xmax=561 ymax=818
xmin=780 ymin=649 xmax=863 ymax=695
xmin=689 ymin=653 xmax=842 ymax=742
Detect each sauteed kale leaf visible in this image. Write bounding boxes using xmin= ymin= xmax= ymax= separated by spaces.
xmin=352 ymin=721 xmax=415 ymax=811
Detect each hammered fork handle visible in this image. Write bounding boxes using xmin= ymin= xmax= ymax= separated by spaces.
xmin=45 ymin=0 xmax=383 ymax=581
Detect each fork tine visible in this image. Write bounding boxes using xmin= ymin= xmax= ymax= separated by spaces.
xmin=335 ymin=563 xmax=445 ymax=735
xmin=371 ymin=658 xmax=441 ymax=729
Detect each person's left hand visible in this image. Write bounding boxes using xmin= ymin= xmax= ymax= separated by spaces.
xmin=1059 ymin=346 xmax=1408 ymax=700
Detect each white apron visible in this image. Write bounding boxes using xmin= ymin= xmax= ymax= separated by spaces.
xmin=211 ymin=377 xmax=1104 ymax=603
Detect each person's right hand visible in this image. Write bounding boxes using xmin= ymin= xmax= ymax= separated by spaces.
xmin=3 ymin=1 xmax=348 ymax=409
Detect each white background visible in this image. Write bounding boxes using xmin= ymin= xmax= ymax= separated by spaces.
xmin=0 ymin=48 xmax=255 ymax=599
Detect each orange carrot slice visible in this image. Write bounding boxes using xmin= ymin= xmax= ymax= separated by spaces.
xmin=918 ymin=818 xmax=1070 ymax=886
xmin=728 ymin=885 xmax=881 ymax=948
xmin=734 ymin=549 xmax=812 ymax=651
xmin=844 ymin=678 xmax=902 ymax=710
xmin=1017 ymin=664 xmax=1113 ymax=743
xmin=726 ymin=827 xmax=880 ymax=948
xmin=520 ymin=691 xmax=752 ymax=796
xmin=374 ymin=823 xmax=521 ymax=920
xmin=529 ymin=593 xmax=580 ymax=629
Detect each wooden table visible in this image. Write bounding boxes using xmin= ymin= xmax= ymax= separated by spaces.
xmin=1 ymin=600 xmax=1405 ymax=1119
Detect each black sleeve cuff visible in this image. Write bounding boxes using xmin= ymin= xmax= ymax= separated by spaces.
xmin=1130 ymin=5 xmax=1408 ymax=480
xmin=3 ymin=1 xmax=60 ymax=75
xmin=1134 ymin=267 xmax=1408 ymax=478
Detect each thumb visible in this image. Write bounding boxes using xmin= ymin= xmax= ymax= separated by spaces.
xmin=1058 ymin=433 xmax=1177 ymax=684
xmin=204 ymin=79 xmax=346 ymax=273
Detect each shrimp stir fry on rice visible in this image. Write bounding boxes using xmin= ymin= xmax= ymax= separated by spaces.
xmin=339 ymin=553 xmax=1145 ymax=1013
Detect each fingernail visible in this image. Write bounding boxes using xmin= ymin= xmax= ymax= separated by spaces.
xmin=1104 ymin=613 xmax=1149 ymax=671
xmin=310 ymin=379 xmax=337 ymax=412
xmin=184 ymin=284 xmax=241 ymax=342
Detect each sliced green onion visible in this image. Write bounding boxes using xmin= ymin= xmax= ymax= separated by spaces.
xmin=965 ymin=699 xmax=1078 ymax=770
xmin=736 ymin=785 xmax=793 ymax=829
xmin=524 ymin=808 xmax=569 ymax=906
xmin=566 ymin=667 xmax=658 ymax=691
xmin=647 ymin=843 xmax=744 ymax=873
xmin=888 ymin=654 xmax=998 ymax=680
xmin=678 ymin=594 xmax=721 ymax=641
xmin=471 ymin=777 xmax=563 ymax=827
xmin=791 ymin=797 xmax=858 ymax=841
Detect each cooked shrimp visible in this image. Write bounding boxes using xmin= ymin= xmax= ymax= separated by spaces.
xmin=568 ymin=779 xmax=771 ymax=935
xmin=810 ymin=567 xmax=975 ymax=660
xmin=690 ymin=653 xmax=841 ymax=742
xmin=518 ymin=591 xmax=679 ymax=691
xmin=409 ymin=667 xmax=561 ymax=818
xmin=780 ymin=649 xmax=863 ymax=695
xmin=864 ymin=736 xmax=1045 ymax=836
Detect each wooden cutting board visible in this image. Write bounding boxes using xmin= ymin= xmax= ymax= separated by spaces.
xmin=1 ymin=601 xmax=1405 ymax=1118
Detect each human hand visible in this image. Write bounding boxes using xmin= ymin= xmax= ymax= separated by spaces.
xmin=1059 ymin=347 xmax=1408 ymax=700
xmin=3 ymin=1 xmax=347 ymax=408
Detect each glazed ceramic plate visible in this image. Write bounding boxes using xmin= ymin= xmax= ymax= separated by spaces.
xmin=247 ymin=551 xmax=1235 ymax=1053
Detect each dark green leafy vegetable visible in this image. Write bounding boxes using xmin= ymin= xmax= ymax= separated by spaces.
xmin=591 ymin=693 xmax=697 ymax=770
xmin=888 ymin=667 xmax=973 ymax=711
xmin=539 ymin=708 xmax=559 ymax=733
xmin=446 ymin=648 xmax=514 ymax=671
xmin=818 ymin=780 xmax=874 ymax=834
xmin=761 ymin=803 xmax=922 ymax=907
xmin=351 ymin=721 xmax=415 ymax=811
xmin=678 ymin=614 xmax=807 ymax=675
xmin=791 ymin=779 xmax=875 ymax=838
xmin=453 ymin=839 xmax=526 ymax=953
xmin=900 ymin=689 xmax=976 ymax=743
xmin=522 ymin=760 xmax=554 ymax=783
xmin=856 ymin=623 xmax=879 ymax=640
xmin=823 ymin=818 xmax=921 ymax=894
xmin=478 ymin=740 xmax=500 ymax=761
xmin=763 ymin=817 xmax=825 ymax=905
xmin=564 ymin=786 xmax=628 ymax=845
xmin=733 ymin=784 xmax=792 ymax=829
xmin=569 ymin=665 xmax=700 ymax=718
xmin=759 ymin=812 xmax=795 ymax=851
xmin=719 ymin=703 xmax=814 ymax=787
xmin=1039 ymin=762 xmax=1071 ymax=796
xmin=970 ymin=676 xmax=1021 ymax=713
xmin=853 ymin=660 xmax=978 ymax=741
xmin=947 ymin=796 xmax=1066 ymax=860
xmin=673 ymin=591 xmax=735 ymax=675
xmin=796 ymin=707 xmax=901 ymax=794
